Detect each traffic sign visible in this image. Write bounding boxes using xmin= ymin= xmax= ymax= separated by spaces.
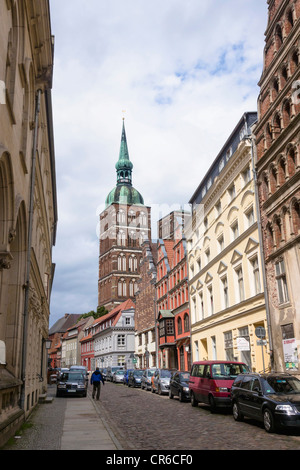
xmin=255 ymin=326 xmax=266 ymax=339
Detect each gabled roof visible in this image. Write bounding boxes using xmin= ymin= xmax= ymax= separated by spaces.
xmin=92 ymin=299 xmax=135 ymax=334
xmin=49 ymin=313 xmax=82 ymax=335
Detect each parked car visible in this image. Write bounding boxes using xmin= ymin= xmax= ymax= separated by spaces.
xmin=141 ymin=368 xmax=156 ymax=391
xmin=69 ymin=365 xmax=89 ymax=383
xmin=100 ymin=368 xmax=108 ymax=381
xmin=151 ymin=369 xmax=175 ymax=395
xmin=189 ymin=360 xmax=249 ymax=412
xmin=56 ymin=371 xmax=87 ymax=397
xmin=128 ymin=369 xmax=144 ymax=387
xmin=123 ymin=369 xmax=133 ymax=385
xmin=231 ymin=372 xmax=300 ymax=433
xmin=169 ymin=371 xmax=190 ymax=401
xmin=106 ymin=366 xmax=124 ymax=382
xmin=112 ymin=370 xmax=125 ymax=383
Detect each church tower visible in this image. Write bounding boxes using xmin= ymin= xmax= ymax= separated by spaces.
xmin=98 ymin=120 xmax=151 ymax=311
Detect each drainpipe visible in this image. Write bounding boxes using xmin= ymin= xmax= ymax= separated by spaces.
xmin=248 ymin=132 xmax=274 ymax=370
xmin=20 ymin=89 xmax=42 ymax=410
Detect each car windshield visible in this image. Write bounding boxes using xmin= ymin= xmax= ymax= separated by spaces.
xmin=115 ymin=371 xmax=124 ymax=375
xmin=263 ymin=376 xmax=300 ymax=395
xmin=148 ymin=370 xmax=155 ymax=376
xmin=211 ymin=363 xmax=248 ymax=379
xmin=134 ymin=370 xmax=143 ymax=376
xmin=61 ymin=373 xmax=84 ymax=381
xmin=161 ymin=370 xmax=172 ymax=378
xmin=179 ymin=372 xmax=190 ymax=382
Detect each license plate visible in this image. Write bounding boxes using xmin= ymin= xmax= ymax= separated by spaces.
xmin=68 ymin=389 xmax=76 ymax=392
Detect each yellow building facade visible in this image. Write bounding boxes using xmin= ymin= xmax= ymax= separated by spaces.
xmin=185 ymin=113 xmax=270 ymax=373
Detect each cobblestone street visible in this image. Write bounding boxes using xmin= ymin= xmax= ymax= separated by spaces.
xmin=3 ymin=381 xmax=300 ymax=451
xmin=97 ymin=382 xmax=300 ymax=450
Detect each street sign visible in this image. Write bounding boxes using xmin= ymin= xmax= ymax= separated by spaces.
xmin=255 ymin=326 xmax=266 ymax=339
xmin=257 ymin=340 xmax=267 ymax=346
xmin=236 ymin=337 xmax=250 ymax=351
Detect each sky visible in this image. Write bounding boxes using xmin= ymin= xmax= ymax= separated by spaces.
xmin=48 ymin=0 xmax=268 ymax=327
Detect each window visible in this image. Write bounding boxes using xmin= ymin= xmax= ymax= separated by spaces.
xmin=224 ymin=331 xmax=234 ymax=361
xmin=166 ymin=319 xmax=174 ymax=335
xmin=275 ymin=259 xmax=289 ymax=304
xmin=205 ymin=248 xmax=210 ymax=264
xmin=251 ymin=256 xmax=261 ymax=295
xmin=184 ymin=313 xmax=189 ymax=332
xmin=178 ymin=317 xmax=182 ymax=335
xmin=215 ymin=200 xmax=221 ymax=217
xmin=208 ymin=286 xmax=214 ymax=315
xmin=245 ymin=207 xmax=254 ymax=227
xmin=236 ymin=267 xmax=245 ymax=302
xmin=242 ymin=166 xmax=251 ymax=185
xmin=222 ymin=276 xmax=229 ymax=309
xmin=218 ymin=234 xmax=224 ymax=252
xmin=228 ymin=184 xmax=236 ymax=201
xmin=118 ymin=355 xmax=125 ymax=366
xmin=117 ymin=335 xmax=125 ymax=347
xmin=231 ymin=221 xmax=239 ymax=240
xmin=199 ymin=291 xmax=204 ymax=320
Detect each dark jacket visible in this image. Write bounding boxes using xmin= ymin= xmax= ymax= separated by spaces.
xmin=91 ymin=370 xmax=104 ymax=385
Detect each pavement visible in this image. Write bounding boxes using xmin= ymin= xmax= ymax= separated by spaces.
xmin=1 ymin=384 xmax=124 ymax=451
xmin=60 ymin=392 xmax=122 ymax=450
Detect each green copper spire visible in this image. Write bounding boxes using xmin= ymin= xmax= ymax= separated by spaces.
xmin=115 ymin=119 xmax=133 ymax=186
xmin=105 ymin=119 xmax=144 ymax=208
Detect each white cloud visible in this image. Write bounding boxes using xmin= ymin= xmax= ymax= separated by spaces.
xmin=49 ymin=0 xmax=267 ymax=326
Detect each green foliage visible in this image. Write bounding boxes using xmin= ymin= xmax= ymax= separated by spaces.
xmin=78 ymin=306 xmax=108 ymax=321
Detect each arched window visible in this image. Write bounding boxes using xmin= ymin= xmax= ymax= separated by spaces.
xmin=184 ymin=314 xmax=189 ymax=332
xmin=287 ymin=146 xmax=296 ymax=176
xmin=282 ymin=100 xmax=291 ymax=127
xmin=273 ymin=112 xmax=282 ymax=138
xmin=275 ymin=24 xmax=283 ymax=50
xmin=177 ymin=317 xmax=182 ymax=335
xmin=291 ymin=199 xmax=300 ymax=234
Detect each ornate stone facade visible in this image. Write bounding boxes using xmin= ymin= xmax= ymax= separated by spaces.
xmin=0 ymin=0 xmax=57 ymax=446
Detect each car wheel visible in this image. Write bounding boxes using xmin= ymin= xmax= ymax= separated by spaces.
xmin=263 ymin=408 xmax=275 ymax=433
xmin=191 ymin=392 xmax=198 ymax=407
xmin=169 ymin=390 xmax=173 ymax=399
xmin=209 ymin=395 xmax=216 ymax=413
xmin=232 ymin=402 xmax=244 ymax=422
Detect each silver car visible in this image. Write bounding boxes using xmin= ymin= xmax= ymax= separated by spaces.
xmin=141 ymin=368 xmax=156 ymax=390
xmin=112 ymin=370 xmax=125 ymax=383
xmin=151 ymin=369 xmax=175 ymax=395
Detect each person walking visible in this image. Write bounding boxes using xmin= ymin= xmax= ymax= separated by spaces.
xmin=90 ymin=367 xmax=105 ymax=400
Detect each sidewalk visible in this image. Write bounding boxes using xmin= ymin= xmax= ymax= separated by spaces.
xmin=61 ymin=392 xmax=123 ymax=450
xmin=2 ymin=384 xmax=124 ymax=451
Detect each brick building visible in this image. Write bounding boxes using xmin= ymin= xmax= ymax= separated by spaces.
xmin=156 ymin=211 xmax=190 ymax=370
xmin=254 ymin=0 xmax=300 ymax=373
xmin=98 ymin=120 xmax=151 ymax=311
xmin=134 ymin=240 xmax=158 ymax=368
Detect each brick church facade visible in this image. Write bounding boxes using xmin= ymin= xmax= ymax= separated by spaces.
xmin=254 ymin=0 xmax=300 ymax=373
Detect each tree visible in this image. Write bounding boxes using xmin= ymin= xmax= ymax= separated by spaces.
xmin=78 ymin=306 xmax=108 ymax=321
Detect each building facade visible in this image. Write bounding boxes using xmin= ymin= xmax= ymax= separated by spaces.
xmin=254 ymin=0 xmax=300 ymax=373
xmin=0 ymin=0 xmax=57 ymax=446
xmin=185 ymin=113 xmax=270 ymax=372
xmin=60 ymin=317 xmax=93 ymax=368
xmin=134 ymin=240 xmax=157 ymax=369
xmin=156 ymin=211 xmax=191 ymax=371
xmin=98 ymin=120 xmax=151 ymax=311
xmin=93 ymin=299 xmax=136 ymax=370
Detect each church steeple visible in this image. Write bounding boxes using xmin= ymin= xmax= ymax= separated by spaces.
xmin=115 ymin=119 xmax=133 ymax=186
